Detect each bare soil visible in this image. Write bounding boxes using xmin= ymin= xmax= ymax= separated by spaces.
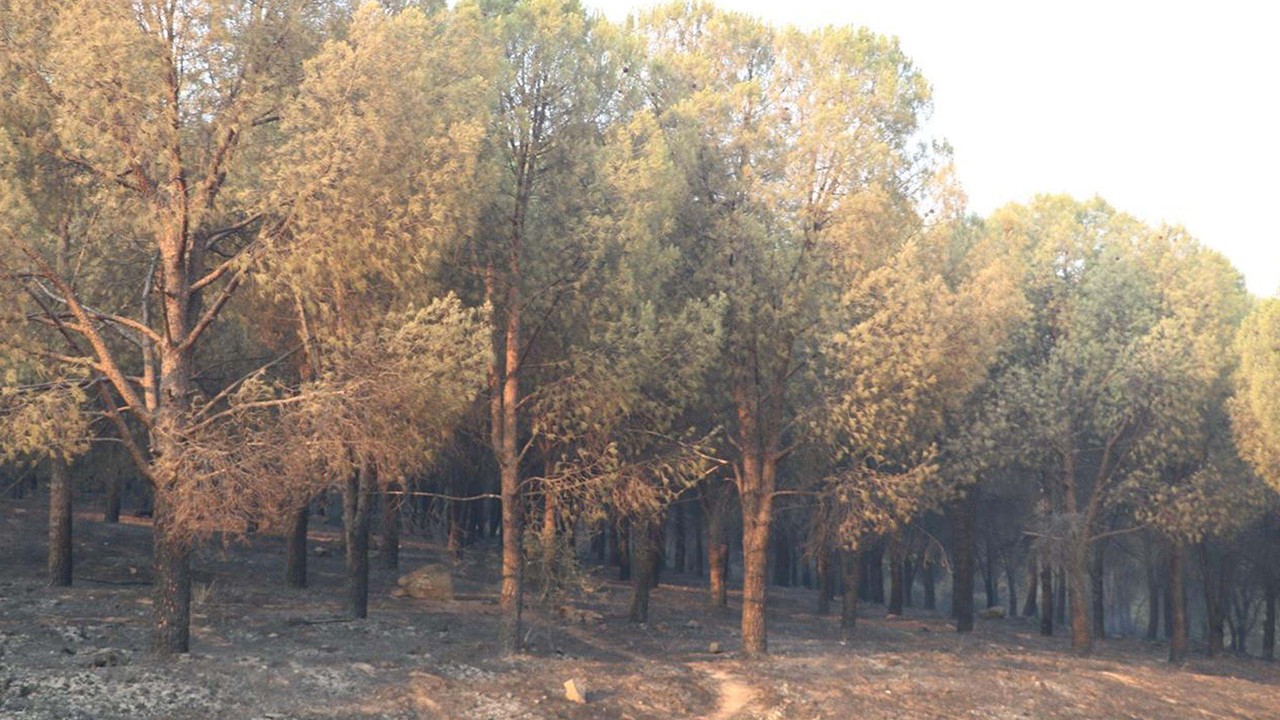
xmin=2 ymin=498 xmax=1278 ymax=719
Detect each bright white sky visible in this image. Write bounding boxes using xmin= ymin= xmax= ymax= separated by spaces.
xmin=585 ymin=0 xmax=1280 ymax=296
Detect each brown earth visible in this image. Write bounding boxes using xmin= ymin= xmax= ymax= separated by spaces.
xmin=2 ymin=497 xmax=1278 ymax=719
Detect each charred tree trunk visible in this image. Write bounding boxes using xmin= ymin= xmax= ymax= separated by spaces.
xmin=841 ymin=549 xmax=861 ymax=637
xmin=981 ymin=537 xmax=998 ymax=609
xmin=692 ymin=502 xmax=704 ymax=577
xmin=104 ymin=472 xmax=123 ymax=524
xmin=447 ymin=494 xmax=464 ymax=559
xmin=865 ymin=543 xmax=885 ymax=604
xmin=381 ymin=483 xmax=402 ymax=571
xmin=285 ymin=503 xmax=309 ymax=589
xmin=1198 ymin=542 xmax=1226 ymax=658
xmin=1264 ymin=574 xmax=1276 ymax=662
xmin=1023 ymin=553 xmax=1039 ymax=617
xmin=771 ymin=525 xmax=793 ymax=587
xmin=151 ymin=491 xmax=191 ymax=655
xmin=1091 ymin=542 xmax=1106 ymax=640
xmin=344 ymin=462 xmax=374 ymax=620
xmin=47 ymin=455 xmax=73 ymax=587
xmin=816 ymin=542 xmax=832 ymax=616
xmin=704 ymin=484 xmax=728 ymax=608
xmin=1146 ymin=553 xmax=1160 ymax=642
xmin=888 ymin=534 xmax=905 ymax=615
xmin=1040 ymin=563 xmax=1054 ymax=636
xmin=630 ymin=518 xmax=658 ymax=623
xmin=647 ymin=518 xmax=662 ymax=590
xmin=540 ymin=488 xmax=558 ymax=595
xmin=1168 ymin=542 xmax=1188 ymax=663
xmin=1055 ymin=567 xmax=1067 ymax=626
xmin=1005 ymin=552 xmax=1018 ymax=618
xmin=902 ymin=558 xmax=915 ymax=608
xmin=953 ymin=491 xmax=976 ymax=633
xmin=673 ymin=502 xmax=687 ymax=574
xmin=617 ymin=518 xmax=632 ymax=582
xmin=922 ymin=562 xmax=936 ymax=611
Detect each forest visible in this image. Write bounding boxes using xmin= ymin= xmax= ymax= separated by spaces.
xmin=2 ymin=1 xmax=1279 ymax=717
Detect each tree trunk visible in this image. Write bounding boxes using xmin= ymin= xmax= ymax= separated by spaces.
xmin=151 ymin=491 xmax=191 ymax=655
xmin=922 ymin=562 xmax=936 ymax=611
xmin=487 ymin=251 xmax=525 ymax=656
xmin=285 ymin=503 xmax=309 ymax=589
xmin=740 ymin=466 xmax=774 ymax=656
xmin=771 ymin=525 xmax=792 ymax=587
xmin=447 ymin=493 xmax=464 ymax=559
xmin=47 ymin=455 xmax=73 ymax=587
xmin=104 ymin=472 xmax=123 ymax=524
xmin=1023 ymin=553 xmax=1039 ymax=617
xmin=1198 ymin=542 xmax=1225 ymax=658
xmin=646 ymin=517 xmax=663 ymax=590
xmin=1168 ymin=542 xmax=1188 ymax=663
xmin=705 ymin=485 xmax=728 ymax=607
xmin=888 ymin=534 xmax=905 ymax=615
xmin=616 ymin=518 xmax=632 ymax=582
xmin=982 ymin=537 xmax=998 ymax=609
xmin=630 ymin=518 xmax=657 ymax=623
xmin=1055 ymin=567 xmax=1067 ymax=626
xmin=841 ymin=549 xmax=861 ymax=637
xmin=1146 ymin=552 xmax=1160 ymax=642
xmin=693 ymin=502 xmax=704 ymax=577
xmin=1067 ymin=538 xmax=1093 ymax=653
xmin=902 ymin=558 xmax=915 ymax=608
xmin=952 ymin=491 xmax=976 ymax=633
xmin=865 ymin=543 xmax=885 ymax=604
xmin=816 ymin=542 xmax=832 ymax=616
xmin=344 ymin=463 xmax=374 ymax=619
xmin=1040 ymin=562 xmax=1054 ymax=636
xmin=540 ymin=488 xmax=558 ymax=595
xmin=1091 ymin=542 xmax=1105 ymax=640
xmin=381 ymin=484 xmax=401 ymax=571
xmin=673 ymin=502 xmax=687 ymax=574
xmin=1264 ymin=574 xmax=1276 ymax=662
xmin=1005 ymin=551 xmax=1018 ymax=618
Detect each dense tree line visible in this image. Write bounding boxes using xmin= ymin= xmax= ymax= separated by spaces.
xmin=1 ymin=0 xmax=1277 ymax=664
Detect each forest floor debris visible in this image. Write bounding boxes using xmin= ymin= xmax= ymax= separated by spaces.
xmin=1 ymin=499 xmax=1278 ymax=719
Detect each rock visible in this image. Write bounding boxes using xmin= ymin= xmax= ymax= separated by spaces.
xmin=312 ymin=545 xmax=330 ymax=557
xmin=86 ymin=648 xmax=132 ymax=668
xmin=708 ymin=642 xmax=722 ymax=654
xmin=978 ymin=606 xmax=1007 ymax=620
xmin=557 ymin=605 xmax=604 ymax=625
xmin=563 ymin=678 xmax=586 ymax=704
xmin=684 ymin=620 xmax=701 ymax=630
xmin=396 ymin=564 xmax=454 ymax=601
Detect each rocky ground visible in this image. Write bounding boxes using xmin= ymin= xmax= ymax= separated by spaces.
xmin=2 ymin=497 xmax=1278 ymax=719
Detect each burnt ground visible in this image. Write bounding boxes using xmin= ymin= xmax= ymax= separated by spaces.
xmin=2 ymin=497 xmax=1278 ymax=720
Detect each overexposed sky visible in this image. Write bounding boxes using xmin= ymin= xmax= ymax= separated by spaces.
xmin=586 ymin=0 xmax=1280 ymax=296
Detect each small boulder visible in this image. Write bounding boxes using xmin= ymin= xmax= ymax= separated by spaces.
xmin=563 ymin=678 xmax=587 ymax=704
xmin=557 ymin=605 xmax=604 ymax=625
xmin=684 ymin=620 xmax=701 ymax=630
xmin=312 ymin=545 xmax=330 ymax=557
xmin=978 ymin=606 xmax=1007 ymax=620
xmin=708 ymin=642 xmax=722 ymax=654
xmin=397 ymin=564 xmax=454 ymax=601
xmin=86 ymin=648 xmax=132 ymax=668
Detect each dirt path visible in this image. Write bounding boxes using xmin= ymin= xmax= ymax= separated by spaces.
xmin=694 ymin=664 xmax=758 ymax=720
